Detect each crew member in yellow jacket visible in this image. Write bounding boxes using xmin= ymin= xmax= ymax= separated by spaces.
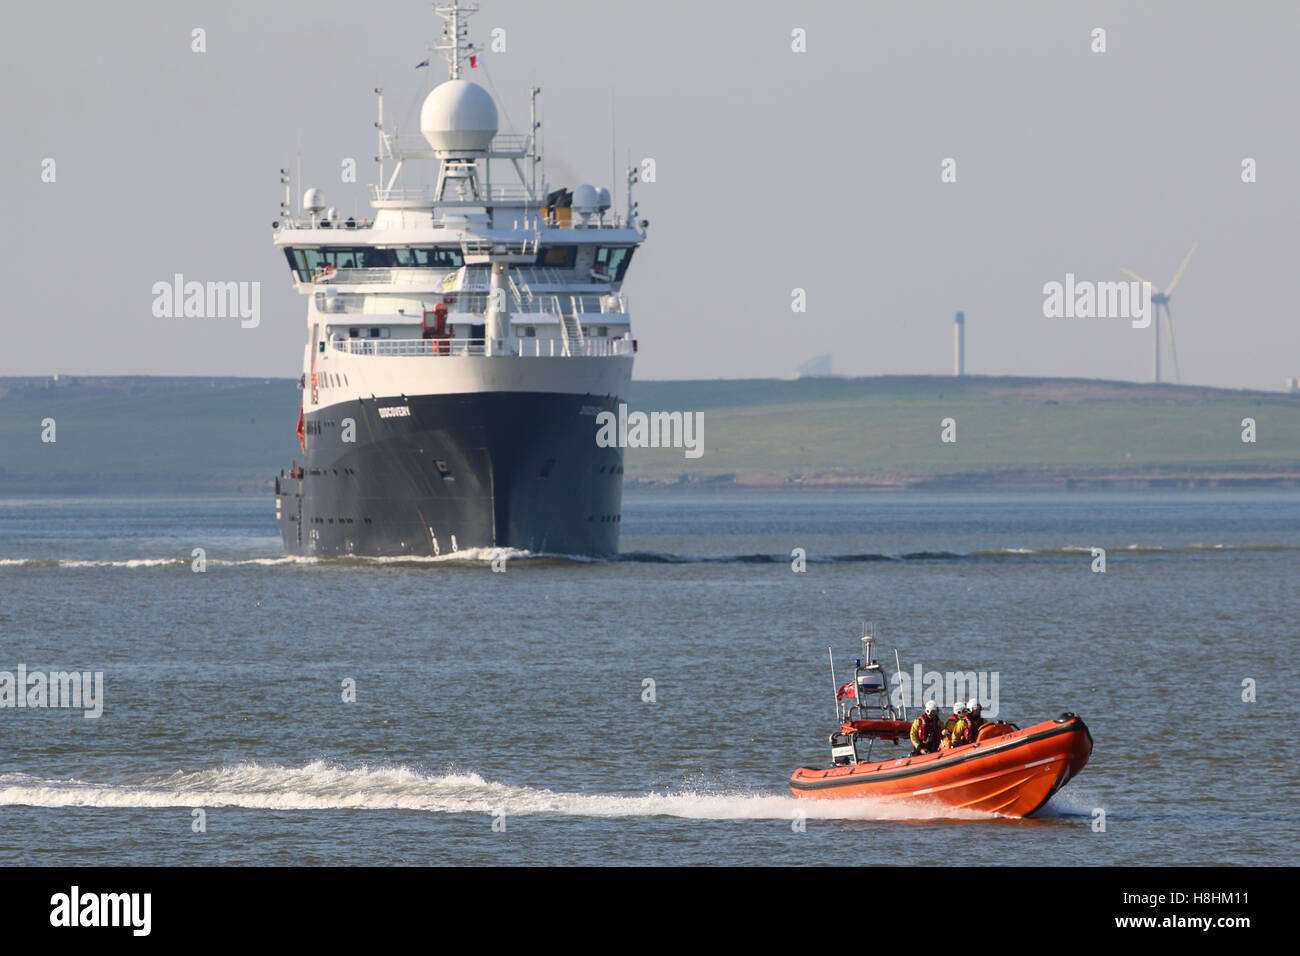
xmin=909 ymin=700 xmax=942 ymax=754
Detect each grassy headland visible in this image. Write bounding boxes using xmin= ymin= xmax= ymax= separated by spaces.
xmin=1 ymin=375 xmax=1297 ymax=493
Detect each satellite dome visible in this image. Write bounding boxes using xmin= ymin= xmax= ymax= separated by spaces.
xmin=595 ymin=187 xmax=611 ymax=212
xmin=572 ymin=184 xmax=599 ymax=217
xmin=420 ymin=80 xmax=498 ymax=156
xmin=303 ymin=187 xmax=325 ymax=213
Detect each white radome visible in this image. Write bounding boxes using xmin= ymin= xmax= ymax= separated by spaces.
xmin=420 ymin=80 xmax=499 ymax=156
xmin=572 ymin=184 xmax=599 ymax=216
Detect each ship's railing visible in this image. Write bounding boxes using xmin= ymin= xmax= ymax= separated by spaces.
xmin=279 ymin=218 xmax=372 ymax=230
xmin=483 ymin=133 xmax=531 ymax=155
xmin=329 ymin=336 xmax=633 ymax=358
xmin=511 ymin=266 xmax=567 ymax=288
xmin=513 ymin=293 xmax=627 ymax=315
xmin=278 ymin=206 xmax=632 ymax=228
xmin=318 ymin=268 xmax=398 ymax=285
xmin=517 ymin=336 xmax=634 ymax=357
xmin=332 ymin=338 xmax=485 ymax=357
xmin=386 ymin=132 xmax=532 ymax=158
xmin=369 ymin=184 xmax=536 ymax=203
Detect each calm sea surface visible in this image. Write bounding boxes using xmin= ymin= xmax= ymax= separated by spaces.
xmin=0 ymin=489 xmax=1296 ymax=865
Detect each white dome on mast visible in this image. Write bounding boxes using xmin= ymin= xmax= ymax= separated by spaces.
xmin=420 ymin=80 xmax=498 ymax=156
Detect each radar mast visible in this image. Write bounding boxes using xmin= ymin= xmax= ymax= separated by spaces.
xmin=433 ymin=1 xmax=480 ymax=80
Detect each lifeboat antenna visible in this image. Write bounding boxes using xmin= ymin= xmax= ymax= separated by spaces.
xmin=828 ymin=646 xmax=840 ymax=721
xmin=893 ymin=648 xmax=906 ymax=720
xmin=860 ymin=619 xmax=875 ymax=662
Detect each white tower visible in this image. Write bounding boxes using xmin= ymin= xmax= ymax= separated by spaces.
xmin=953 ymin=311 xmax=965 ymax=376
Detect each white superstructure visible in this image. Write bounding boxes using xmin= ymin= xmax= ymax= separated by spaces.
xmin=271 ymin=0 xmax=646 ymax=415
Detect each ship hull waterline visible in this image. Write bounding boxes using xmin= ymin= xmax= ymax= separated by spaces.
xmin=275 ymin=389 xmax=628 ymax=557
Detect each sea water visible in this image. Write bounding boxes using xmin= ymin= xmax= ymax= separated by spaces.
xmin=0 ymin=489 xmax=1296 ymax=865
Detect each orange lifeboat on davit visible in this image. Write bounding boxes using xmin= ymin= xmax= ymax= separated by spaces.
xmin=791 ymin=629 xmax=1093 ymax=818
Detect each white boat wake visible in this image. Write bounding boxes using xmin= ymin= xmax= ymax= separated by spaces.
xmin=0 ymin=761 xmax=1060 ymax=822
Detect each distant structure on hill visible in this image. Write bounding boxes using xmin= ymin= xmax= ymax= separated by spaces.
xmin=1120 ymin=244 xmax=1197 ymax=384
xmin=1289 ymin=377 xmax=1299 ymax=393
xmin=797 ymin=354 xmax=832 ymax=378
xmin=953 ymin=312 xmax=965 ymax=376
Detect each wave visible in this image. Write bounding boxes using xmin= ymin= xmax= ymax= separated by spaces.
xmin=0 ymin=761 xmax=1008 ymax=822
xmin=2 ymin=542 xmax=1293 ymax=570
xmin=0 ymin=551 xmax=519 ymax=569
xmin=608 ymin=544 xmax=1284 ymax=563
xmin=0 ymin=557 xmax=191 ymax=568
xmin=1037 ymin=787 xmax=1097 ymax=818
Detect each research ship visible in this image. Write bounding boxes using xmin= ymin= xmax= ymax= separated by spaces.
xmin=272 ymin=1 xmax=646 ymax=556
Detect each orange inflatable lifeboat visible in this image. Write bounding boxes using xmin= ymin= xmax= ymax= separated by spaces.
xmin=790 ymin=630 xmax=1092 ymax=818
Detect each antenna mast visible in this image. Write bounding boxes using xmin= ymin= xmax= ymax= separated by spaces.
xmin=530 ymin=85 xmax=541 ymax=201
xmin=374 ymin=87 xmax=384 ymax=187
xmin=828 ymin=647 xmax=840 ymax=721
xmin=433 ymin=1 xmax=479 ymax=81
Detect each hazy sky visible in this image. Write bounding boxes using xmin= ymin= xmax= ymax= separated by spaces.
xmin=3 ymin=1 xmax=1298 ymax=389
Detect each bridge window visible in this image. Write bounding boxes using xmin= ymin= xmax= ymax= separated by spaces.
xmin=391 ymin=247 xmax=464 ymax=268
xmin=536 ymin=245 xmax=577 ymax=268
xmin=594 ymin=246 xmax=634 ymax=282
xmin=429 ymin=247 xmax=463 ymax=268
xmin=286 ymin=245 xmax=463 ymax=269
xmin=355 ymin=247 xmax=392 ymax=268
xmin=297 ymin=247 xmax=397 ymax=272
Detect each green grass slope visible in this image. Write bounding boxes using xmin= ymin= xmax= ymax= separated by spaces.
xmin=626 ymin=376 xmax=1300 ymax=486
xmin=1 ymin=375 xmax=1297 ymax=492
xmin=0 ymin=377 xmax=301 ymax=492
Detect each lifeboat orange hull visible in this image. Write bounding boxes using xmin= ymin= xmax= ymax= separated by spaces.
xmin=790 ymin=714 xmax=1092 ymax=818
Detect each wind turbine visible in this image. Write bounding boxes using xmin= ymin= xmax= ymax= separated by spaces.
xmin=1120 ymin=244 xmax=1197 ymax=384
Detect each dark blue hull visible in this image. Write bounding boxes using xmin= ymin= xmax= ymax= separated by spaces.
xmin=274 ymin=391 xmax=626 ymax=556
